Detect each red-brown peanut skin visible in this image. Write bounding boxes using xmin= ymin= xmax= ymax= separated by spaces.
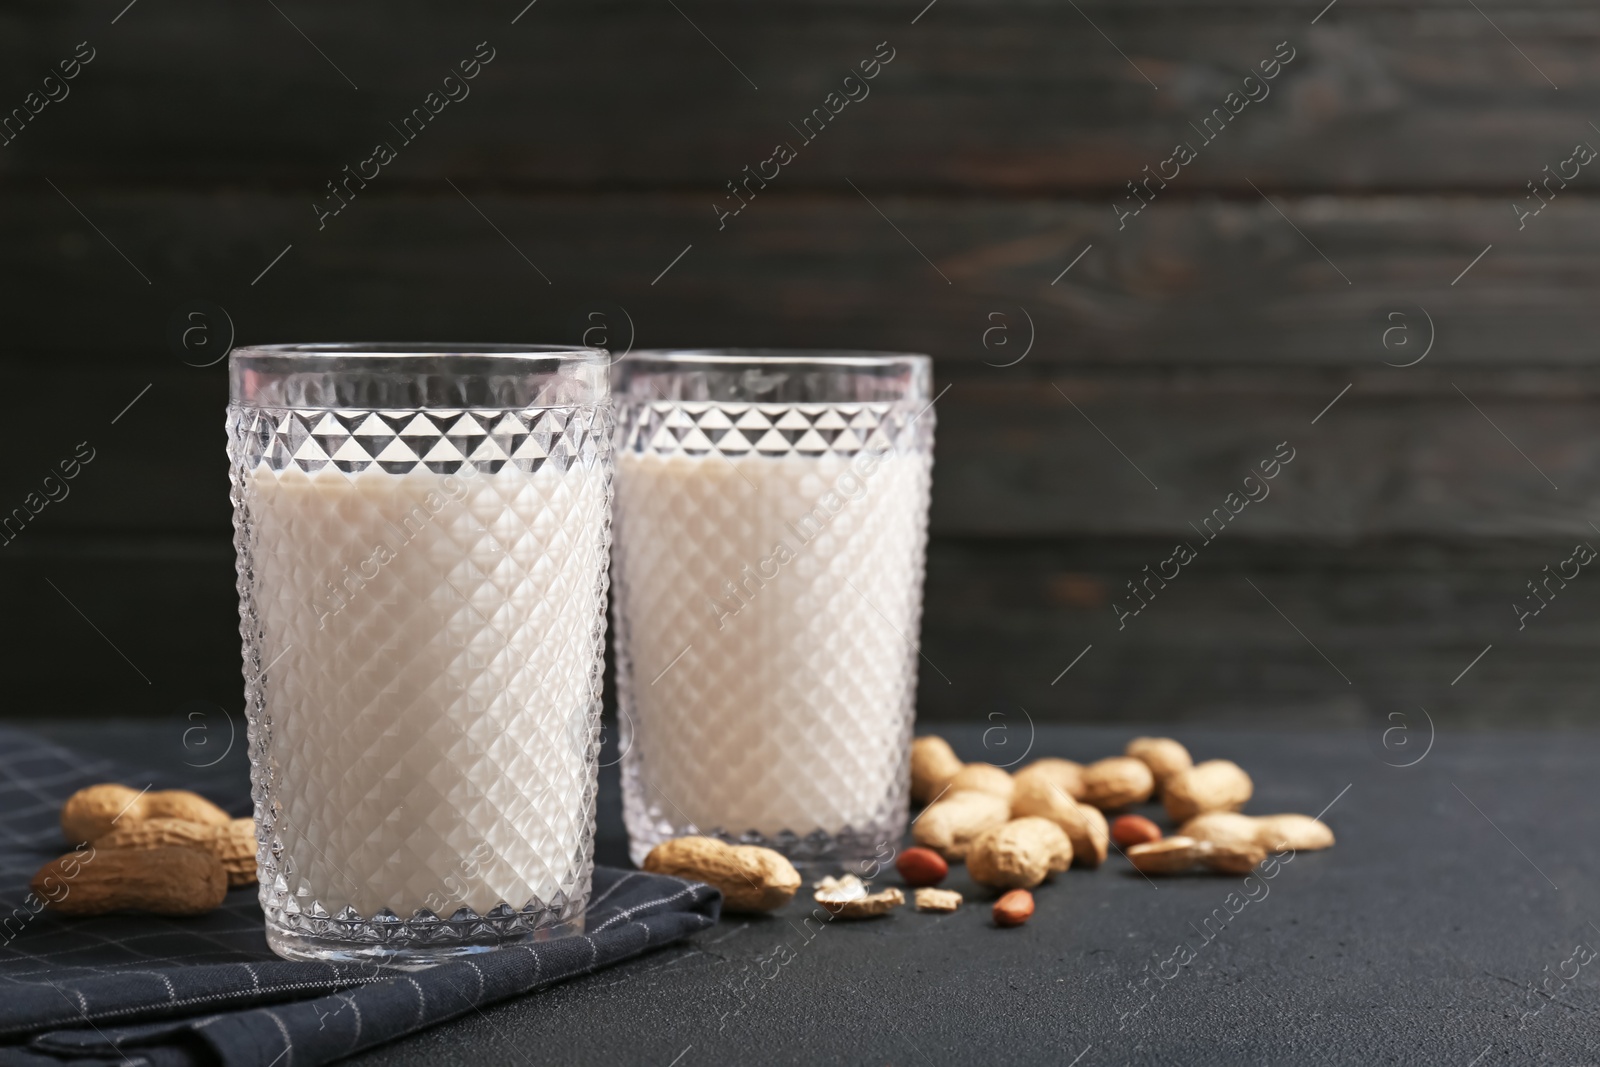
xmin=895 ymin=847 xmax=949 ymax=887
xmin=993 ymin=889 xmax=1034 ymax=927
xmin=1111 ymin=814 xmax=1162 ymax=849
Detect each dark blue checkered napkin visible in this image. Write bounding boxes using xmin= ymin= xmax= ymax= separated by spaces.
xmin=0 ymin=728 xmax=720 ymax=1066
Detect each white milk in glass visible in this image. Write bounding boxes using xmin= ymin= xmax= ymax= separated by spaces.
xmin=615 ymin=445 xmax=930 ymax=848
xmin=245 ymin=461 xmax=606 ymax=919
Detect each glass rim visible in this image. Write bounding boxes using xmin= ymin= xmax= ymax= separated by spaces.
xmin=622 ymin=348 xmax=929 ymax=369
xmin=232 ymin=342 xmax=604 ymax=361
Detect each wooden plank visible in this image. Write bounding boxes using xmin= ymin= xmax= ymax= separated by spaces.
xmin=2 ymin=191 xmax=1599 ymax=540
xmin=916 ymin=536 xmax=1600 ymax=727
xmin=930 ymin=369 xmax=1599 ymax=538
xmin=3 ymin=1 xmax=1598 ymax=190
xmin=3 ymin=190 xmax=1599 ymax=370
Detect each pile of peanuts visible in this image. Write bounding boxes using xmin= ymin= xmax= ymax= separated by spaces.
xmin=901 ymin=735 xmax=1335 ymax=927
xmin=29 ymin=784 xmax=255 ymax=917
xmin=644 ymin=735 xmax=1335 ymax=929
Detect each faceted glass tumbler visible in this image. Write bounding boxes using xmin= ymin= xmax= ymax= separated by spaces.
xmin=227 ymin=344 xmax=613 ymax=965
xmin=611 ymin=351 xmax=934 ymax=869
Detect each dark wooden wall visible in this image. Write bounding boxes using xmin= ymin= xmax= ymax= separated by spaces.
xmin=2 ymin=0 xmax=1597 ymax=727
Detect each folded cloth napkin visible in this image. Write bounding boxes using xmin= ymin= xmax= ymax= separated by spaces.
xmin=0 ymin=728 xmax=720 ymax=1066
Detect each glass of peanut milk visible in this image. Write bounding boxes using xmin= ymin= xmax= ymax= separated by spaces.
xmin=227 ymin=344 xmax=612 ymax=964
xmin=611 ymin=351 xmax=934 ymax=869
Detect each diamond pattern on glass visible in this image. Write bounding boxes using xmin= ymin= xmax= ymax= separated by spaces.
xmin=613 ymin=401 xmax=932 ymax=866
xmin=229 ymin=404 xmax=612 ymax=949
xmin=621 ymin=400 xmax=919 ymax=459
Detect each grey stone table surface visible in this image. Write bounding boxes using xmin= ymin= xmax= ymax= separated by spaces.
xmin=29 ymin=721 xmax=1600 ymax=1066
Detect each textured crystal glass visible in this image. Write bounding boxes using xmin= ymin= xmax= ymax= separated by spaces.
xmin=612 ymin=351 xmax=934 ymax=868
xmin=227 ymin=343 xmax=612 ymax=965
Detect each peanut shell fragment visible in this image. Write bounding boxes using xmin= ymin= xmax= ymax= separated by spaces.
xmin=1127 ymin=835 xmax=1268 ymax=876
xmin=815 ymin=875 xmax=904 ymax=919
xmin=1127 ymin=836 xmax=1206 ymax=875
xmin=913 ymin=887 xmax=963 ymax=913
